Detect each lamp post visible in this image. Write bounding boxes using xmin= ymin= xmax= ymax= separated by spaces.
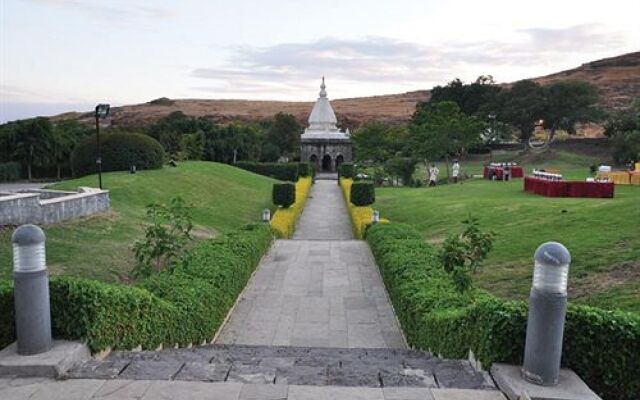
xmin=12 ymin=224 xmax=51 ymax=355
xmin=522 ymin=241 xmax=571 ymax=386
xmin=372 ymin=210 xmax=380 ymax=224
xmin=95 ymin=104 xmax=110 ymax=190
xmin=262 ymin=208 xmax=271 ymax=223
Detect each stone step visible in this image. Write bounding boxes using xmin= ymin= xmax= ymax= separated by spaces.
xmin=67 ymin=345 xmax=497 ymax=391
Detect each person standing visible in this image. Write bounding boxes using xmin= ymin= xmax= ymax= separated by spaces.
xmin=428 ymin=163 xmax=439 ymax=187
xmin=452 ymin=160 xmax=460 ymax=183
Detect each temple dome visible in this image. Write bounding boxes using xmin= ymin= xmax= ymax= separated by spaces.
xmin=302 ymin=77 xmax=349 ymax=140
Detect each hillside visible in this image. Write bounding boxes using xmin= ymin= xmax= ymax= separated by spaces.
xmin=64 ymin=52 xmax=639 ymax=129
xmin=0 ymin=162 xmax=276 ymax=283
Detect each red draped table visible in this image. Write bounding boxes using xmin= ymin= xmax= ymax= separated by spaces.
xmin=484 ymin=165 xmax=524 ymax=179
xmin=524 ymin=177 xmax=614 ymax=198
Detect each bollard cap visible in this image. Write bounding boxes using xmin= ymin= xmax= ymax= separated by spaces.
xmin=533 ymin=242 xmax=570 ymax=294
xmin=12 ymin=224 xmax=46 ymax=272
xmin=12 ymin=224 xmax=45 ymax=246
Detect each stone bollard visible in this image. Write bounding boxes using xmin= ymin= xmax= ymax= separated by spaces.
xmin=522 ymin=241 xmax=571 ymax=386
xmin=262 ymin=208 xmax=271 ymax=223
xmin=12 ymin=224 xmax=52 ymax=355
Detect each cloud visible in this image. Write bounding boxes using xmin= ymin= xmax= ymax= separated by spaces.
xmin=24 ymin=0 xmax=177 ymax=22
xmin=190 ymin=24 xmax=628 ymax=96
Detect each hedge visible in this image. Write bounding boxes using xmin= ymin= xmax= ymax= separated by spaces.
xmin=339 ymin=178 xmax=388 ymax=239
xmin=298 ymin=162 xmax=314 ymax=178
xmin=273 ymin=183 xmax=296 ymax=208
xmin=0 ymin=224 xmax=272 ymax=352
xmin=366 ymin=223 xmax=640 ymax=400
xmin=338 ymin=162 xmax=355 ymax=179
xmin=71 ymin=132 xmax=165 ymax=177
xmin=0 ymin=162 xmax=21 ymax=182
xmin=350 ymin=181 xmax=375 ymax=206
xmin=235 ymin=161 xmax=299 ymax=181
xmin=270 ymin=177 xmax=312 ymax=238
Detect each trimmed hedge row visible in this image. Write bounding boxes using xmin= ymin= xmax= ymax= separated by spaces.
xmin=71 ymin=132 xmax=165 ymax=177
xmin=270 ymin=177 xmax=312 ymax=238
xmin=0 ymin=224 xmax=272 ymax=352
xmin=236 ymin=161 xmax=299 ymax=182
xmin=298 ymin=162 xmax=314 ymax=178
xmin=366 ymin=223 xmax=640 ymax=400
xmin=0 ymin=162 xmax=21 ymax=182
xmin=273 ymin=183 xmax=296 ymax=208
xmin=339 ymin=178 xmax=388 ymax=239
xmin=338 ymin=162 xmax=355 ymax=179
xmin=350 ymin=181 xmax=375 ymax=206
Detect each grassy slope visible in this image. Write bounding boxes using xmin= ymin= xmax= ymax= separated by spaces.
xmin=377 ymin=151 xmax=640 ymax=312
xmin=0 ymin=161 xmax=276 ymax=283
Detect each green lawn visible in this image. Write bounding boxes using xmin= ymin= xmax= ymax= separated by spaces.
xmin=376 ymin=152 xmax=640 ymax=313
xmin=0 ymin=161 xmax=276 ymax=283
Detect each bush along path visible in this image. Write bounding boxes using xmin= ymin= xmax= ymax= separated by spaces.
xmin=53 ymin=176 xmax=512 ymax=400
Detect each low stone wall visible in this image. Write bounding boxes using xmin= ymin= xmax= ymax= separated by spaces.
xmin=0 ymin=187 xmax=110 ymax=226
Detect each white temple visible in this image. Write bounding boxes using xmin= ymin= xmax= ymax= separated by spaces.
xmin=300 ymin=78 xmax=352 ymax=172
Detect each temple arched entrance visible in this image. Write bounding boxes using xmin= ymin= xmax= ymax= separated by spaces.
xmin=335 ymin=154 xmax=344 ymax=171
xmin=322 ymin=154 xmax=332 ymax=172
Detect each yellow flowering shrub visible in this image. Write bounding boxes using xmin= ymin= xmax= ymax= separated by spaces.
xmin=270 ymin=177 xmax=312 ymax=238
xmin=339 ymin=178 xmax=389 ymax=239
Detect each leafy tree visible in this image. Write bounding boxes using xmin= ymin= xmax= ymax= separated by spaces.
xmin=441 ymin=217 xmax=495 ymax=293
xmin=611 ymin=130 xmax=640 ymax=165
xmin=12 ymin=117 xmax=53 ymax=181
xmin=181 ymin=132 xmax=205 ymax=160
xmin=202 ymin=122 xmax=262 ymax=164
xmin=352 ymin=122 xmax=409 ymax=164
xmin=409 ymin=101 xmax=483 ymax=179
xmin=265 ymin=112 xmax=302 ymax=158
xmin=149 ymin=111 xmax=199 ymax=156
xmin=132 ymin=197 xmax=193 ymax=278
xmin=50 ymin=120 xmax=92 ymax=179
xmin=384 ymin=157 xmax=417 ymax=186
xmin=492 ymin=80 xmax=546 ymax=146
xmin=542 ymin=80 xmax=600 ymax=140
xmin=603 ymin=100 xmax=639 ymax=138
xmin=430 ymin=76 xmax=502 ymax=116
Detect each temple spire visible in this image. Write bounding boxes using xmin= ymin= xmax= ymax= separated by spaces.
xmin=319 ymin=76 xmax=327 ymax=98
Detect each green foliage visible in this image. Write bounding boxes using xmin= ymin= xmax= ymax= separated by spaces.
xmin=0 ymin=162 xmax=21 ymax=181
xmin=351 ymin=123 xmax=409 ymax=163
xmin=384 ymin=157 xmax=417 ymax=186
xmin=70 ymin=132 xmax=165 ymax=177
xmin=0 ymin=224 xmax=272 ymax=352
xmin=297 ymin=162 xmax=313 ymax=177
xmin=367 ymin=223 xmax=640 ymax=400
xmin=236 ymin=161 xmax=299 ymax=181
xmin=265 ymin=112 xmax=302 ymax=157
xmin=603 ymin=106 xmax=639 ymax=138
xmin=339 ymin=163 xmax=355 ymax=178
xmin=350 ymin=181 xmax=375 ymax=206
xmin=272 ymin=183 xmax=296 ymax=208
xmin=430 ymin=76 xmax=502 ymax=116
xmin=611 ymin=130 xmax=640 ymax=165
xmin=492 ymin=80 xmax=546 ymax=142
xmin=9 ymin=117 xmax=53 ymax=180
xmin=132 ymin=197 xmax=194 ymax=278
xmin=542 ymin=80 xmax=601 ymax=137
xmin=442 ymin=217 xmax=495 ymax=293
xmin=409 ymin=101 xmax=483 ymax=162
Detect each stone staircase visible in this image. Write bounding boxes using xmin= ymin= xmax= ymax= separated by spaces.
xmin=67 ymin=344 xmax=497 ymax=391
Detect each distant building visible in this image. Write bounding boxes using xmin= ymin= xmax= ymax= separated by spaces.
xmin=300 ymin=77 xmax=352 ymax=172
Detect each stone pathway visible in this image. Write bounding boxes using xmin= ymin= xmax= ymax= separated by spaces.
xmin=293 ymin=179 xmax=352 ymax=240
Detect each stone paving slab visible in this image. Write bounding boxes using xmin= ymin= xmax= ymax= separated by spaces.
xmin=0 ymin=378 xmax=505 ymax=400
xmin=216 ymin=239 xmax=405 ymax=349
xmin=293 ymin=180 xmax=353 ymax=240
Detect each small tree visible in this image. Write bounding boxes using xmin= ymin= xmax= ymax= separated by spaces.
xmin=441 ymin=217 xmax=495 ymax=293
xmin=12 ymin=117 xmax=53 ymax=181
xmin=542 ymin=80 xmax=600 ymax=141
xmin=132 ymin=197 xmax=193 ymax=278
xmin=384 ymin=157 xmax=417 ymax=186
xmin=265 ymin=112 xmax=302 ymax=158
xmin=492 ymin=80 xmax=546 ymax=148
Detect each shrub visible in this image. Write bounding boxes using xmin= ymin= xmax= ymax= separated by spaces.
xmin=298 ymin=162 xmax=313 ymax=177
xmin=0 ymin=162 xmax=20 ymax=181
xmin=367 ymin=222 xmax=640 ymax=400
xmin=236 ymin=161 xmax=299 ymax=181
xmin=339 ymin=163 xmax=355 ymax=178
xmin=350 ymin=181 xmax=375 ymax=206
xmin=70 ymin=132 xmax=165 ymax=177
xmin=0 ymin=224 xmax=272 ymax=352
xmin=270 ymin=177 xmax=312 ymax=238
xmin=339 ymin=178 xmax=388 ymax=239
xmin=272 ymin=183 xmax=296 ymax=208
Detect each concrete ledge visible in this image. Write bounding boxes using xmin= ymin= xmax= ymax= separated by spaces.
xmin=491 ymin=363 xmax=601 ymax=400
xmin=0 ymin=341 xmax=90 ymax=378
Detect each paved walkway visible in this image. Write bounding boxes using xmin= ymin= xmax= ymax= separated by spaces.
xmin=216 ymin=179 xmax=405 ymax=348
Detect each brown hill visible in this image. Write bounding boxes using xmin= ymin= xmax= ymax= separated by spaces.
xmin=69 ymin=51 xmax=639 ymax=129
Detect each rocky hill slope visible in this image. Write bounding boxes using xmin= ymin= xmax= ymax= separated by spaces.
xmin=68 ymin=51 xmax=639 ymax=129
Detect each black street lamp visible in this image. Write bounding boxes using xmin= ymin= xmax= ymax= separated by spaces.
xmin=95 ymin=104 xmax=110 ymax=189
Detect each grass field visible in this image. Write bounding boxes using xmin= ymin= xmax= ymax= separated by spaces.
xmin=0 ymin=161 xmax=276 ymax=283
xmin=377 ymin=150 xmax=640 ymax=313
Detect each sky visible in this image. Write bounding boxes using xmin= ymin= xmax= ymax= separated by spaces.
xmin=1 ymin=0 xmax=639 ymax=123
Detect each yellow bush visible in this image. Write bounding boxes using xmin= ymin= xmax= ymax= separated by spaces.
xmin=339 ymin=178 xmax=388 ymax=239
xmin=270 ymin=177 xmax=312 ymax=238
